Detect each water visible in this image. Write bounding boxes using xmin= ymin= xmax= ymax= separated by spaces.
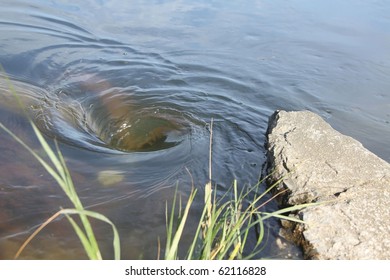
xmin=1 ymin=0 xmax=389 ymax=259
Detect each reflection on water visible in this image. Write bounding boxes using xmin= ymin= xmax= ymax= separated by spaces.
xmin=1 ymin=0 xmax=390 ymax=259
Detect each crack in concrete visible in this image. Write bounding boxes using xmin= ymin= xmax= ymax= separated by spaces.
xmin=283 ymin=127 xmax=296 ymax=146
xmin=325 ymin=161 xmax=338 ymax=175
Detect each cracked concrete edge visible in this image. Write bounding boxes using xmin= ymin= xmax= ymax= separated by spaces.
xmin=265 ymin=110 xmax=390 ymax=259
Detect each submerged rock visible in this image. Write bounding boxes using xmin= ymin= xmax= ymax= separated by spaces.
xmin=266 ymin=110 xmax=390 ymax=259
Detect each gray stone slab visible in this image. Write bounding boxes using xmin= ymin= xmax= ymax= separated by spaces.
xmin=266 ymin=110 xmax=390 ymax=259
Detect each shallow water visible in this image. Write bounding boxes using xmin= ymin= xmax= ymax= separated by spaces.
xmin=0 ymin=0 xmax=389 ymax=259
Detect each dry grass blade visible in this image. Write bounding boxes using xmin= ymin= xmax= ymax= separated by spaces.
xmin=14 ymin=210 xmax=63 ymax=259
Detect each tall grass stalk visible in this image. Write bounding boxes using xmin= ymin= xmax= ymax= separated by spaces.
xmin=0 ymin=69 xmax=120 ymax=259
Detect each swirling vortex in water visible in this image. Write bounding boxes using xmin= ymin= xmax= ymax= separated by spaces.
xmin=0 ymin=74 xmax=197 ymax=155
xmin=79 ymin=75 xmax=192 ymax=153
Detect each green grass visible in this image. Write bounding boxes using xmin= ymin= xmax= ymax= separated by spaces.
xmin=163 ymin=176 xmax=318 ymax=260
xmin=1 ymin=68 xmax=317 ymax=260
xmin=0 ymin=68 xmax=120 ymax=259
xmin=163 ymin=120 xmax=318 ymax=260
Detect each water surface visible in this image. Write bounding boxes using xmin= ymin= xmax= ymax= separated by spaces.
xmin=1 ymin=0 xmax=389 ymax=259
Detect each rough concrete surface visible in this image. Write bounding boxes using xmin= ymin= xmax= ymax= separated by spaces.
xmin=266 ymin=110 xmax=390 ymax=259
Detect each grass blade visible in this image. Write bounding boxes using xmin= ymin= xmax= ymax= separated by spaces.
xmin=61 ymin=209 xmax=121 ymax=260
xmin=165 ymin=189 xmax=197 ymax=260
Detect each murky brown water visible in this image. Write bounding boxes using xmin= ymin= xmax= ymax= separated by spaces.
xmin=1 ymin=0 xmax=389 ymax=259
